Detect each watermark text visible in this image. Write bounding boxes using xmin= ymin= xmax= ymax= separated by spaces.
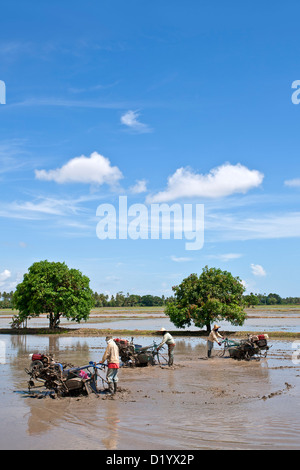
xmin=0 ymin=80 xmax=6 ymax=104
xmin=96 ymin=196 xmax=204 ymax=251
xmin=291 ymin=80 xmax=300 ymax=104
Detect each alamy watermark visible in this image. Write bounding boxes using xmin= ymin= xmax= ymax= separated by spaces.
xmin=291 ymin=80 xmax=300 ymax=104
xmin=0 ymin=80 xmax=6 ymax=104
xmin=96 ymin=196 xmax=204 ymax=251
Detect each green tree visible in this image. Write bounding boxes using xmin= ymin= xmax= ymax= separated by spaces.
xmin=115 ymin=291 xmax=126 ymax=306
xmin=125 ymin=294 xmax=140 ymax=307
xmin=93 ymin=292 xmax=109 ymax=307
xmin=13 ymin=260 xmax=94 ymax=329
xmin=244 ymin=292 xmax=259 ymax=308
xmin=266 ymin=293 xmax=282 ymax=305
xmin=165 ymin=266 xmax=246 ymax=332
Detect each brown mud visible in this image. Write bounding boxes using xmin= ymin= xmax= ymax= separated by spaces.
xmin=1 ymin=308 xmax=299 ymax=450
xmin=1 ymin=335 xmax=300 ymax=450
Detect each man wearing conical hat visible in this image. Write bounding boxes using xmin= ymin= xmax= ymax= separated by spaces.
xmin=157 ymin=328 xmax=176 ymax=366
xmin=207 ymin=325 xmax=224 ymax=358
xmin=101 ymin=335 xmax=120 ymax=395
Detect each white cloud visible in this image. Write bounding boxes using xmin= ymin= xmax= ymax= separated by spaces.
xmin=0 ymin=269 xmax=11 ymax=288
xmin=251 ymin=264 xmax=266 ymax=277
xmin=208 ymin=253 xmax=242 ymax=262
xmin=10 ymin=97 xmax=130 ymax=110
xmin=0 ymin=197 xmax=82 ymax=220
xmin=284 ymin=178 xmax=300 ymax=187
xmin=0 ymin=270 xmax=24 ymax=291
xmin=0 ymin=269 xmax=11 ymax=283
xmin=206 ymin=211 xmax=300 ymax=241
xmin=35 ymin=151 xmax=123 ymax=186
xmin=130 ymin=179 xmax=147 ymax=194
xmin=0 ymin=194 xmax=99 ymax=222
xmin=170 ymin=255 xmax=192 ymax=262
xmin=121 ymin=110 xmax=152 ymax=133
xmin=147 ymin=163 xmax=264 ymax=203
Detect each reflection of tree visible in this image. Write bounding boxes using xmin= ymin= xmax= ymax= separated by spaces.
xmin=10 ymin=334 xmax=31 ymax=352
xmin=10 ymin=335 xmax=93 ymax=367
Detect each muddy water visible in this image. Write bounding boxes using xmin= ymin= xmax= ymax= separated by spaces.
xmin=0 ymin=334 xmax=300 ymax=450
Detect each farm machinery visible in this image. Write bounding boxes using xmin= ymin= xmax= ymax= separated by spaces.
xmin=219 ymin=334 xmax=270 ymax=361
xmin=114 ymin=337 xmax=167 ymax=367
xmin=25 ymin=353 xmax=107 ymax=397
xmin=24 ymin=338 xmax=167 ymax=397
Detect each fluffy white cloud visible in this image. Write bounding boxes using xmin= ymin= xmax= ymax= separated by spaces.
xmin=121 ymin=110 xmax=152 ymax=133
xmin=35 ymin=151 xmax=123 ymax=186
xmin=147 ymin=163 xmax=264 ymax=203
xmin=0 ymin=269 xmax=11 ymax=288
xmin=0 ymin=270 xmax=24 ymax=291
xmin=0 ymin=269 xmax=11 ymax=282
xmin=251 ymin=264 xmax=266 ymax=277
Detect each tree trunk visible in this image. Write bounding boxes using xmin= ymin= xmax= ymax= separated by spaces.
xmin=49 ymin=312 xmax=60 ymax=329
xmin=206 ymin=321 xmax=211 ymax=333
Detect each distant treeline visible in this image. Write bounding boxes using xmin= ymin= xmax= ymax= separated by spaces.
xmin=243 ymin=292 xmax=300 ymax=306
xmin=0 ymin=290 xmax=171 ymax=309
xmin=92 ymin=291 xmax=172 ymax=307
xmin=1 ymin=290 xmax=300 ymax=309
xmin=95 ymin=291 xmax=300 ymax=308
xmin=0 ymin=291 xmax=14 ymax=309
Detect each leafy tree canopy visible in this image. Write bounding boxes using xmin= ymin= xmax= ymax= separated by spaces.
xmin=165 ymin=266 xmax=246 ymax=332
xmin=13 ymin=260 xmax=94 ymax=329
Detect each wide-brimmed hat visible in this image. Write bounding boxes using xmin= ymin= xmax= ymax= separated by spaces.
xmin=159 ymin=327 xmax=166 ymax=332
xmin=213 ymin=324 xmax=220 ymax=330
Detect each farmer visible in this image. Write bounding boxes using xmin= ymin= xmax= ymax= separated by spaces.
xmin=157 ymin=327 xmax=176 ymax=366
xmin=101 ymin=335 xmax=120 ymax=395
xmin=207 ymin=324 xmax=224 ymax=358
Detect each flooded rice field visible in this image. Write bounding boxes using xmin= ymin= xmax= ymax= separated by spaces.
xmin=1 ymin=307 xmax=300 ymax=333
xmin=0 ymin=331 xmax=300 ymax=450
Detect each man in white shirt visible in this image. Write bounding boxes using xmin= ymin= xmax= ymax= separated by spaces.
xmin=207 ymin=325 xmax=224 ymax=358
xmin=157 ymin=327 xmax=176 ymax=366
xmin=101 ymin=336 xmax=120 ymax=394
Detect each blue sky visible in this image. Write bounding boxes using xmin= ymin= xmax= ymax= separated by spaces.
xmin=1 ymin=1 xmax=300 ymax=298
